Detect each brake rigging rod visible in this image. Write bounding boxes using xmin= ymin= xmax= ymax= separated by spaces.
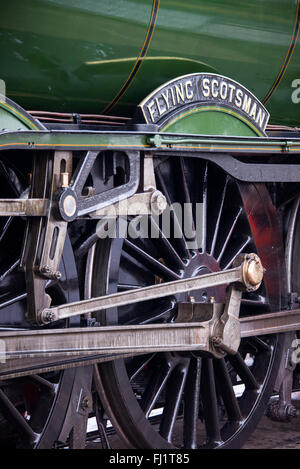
xmin=39 ymin=253 xmax=263 ymax=324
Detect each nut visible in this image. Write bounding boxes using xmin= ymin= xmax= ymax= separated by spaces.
xmin=150 ymin=190 xmax=167 ymax=215
xmin=41 ymin=309 xmax=57 ymax=323
xmin=81 ymin=396 xmax=92 ymax=411
xmin=41 ymin=266 xmax=62 ymax=280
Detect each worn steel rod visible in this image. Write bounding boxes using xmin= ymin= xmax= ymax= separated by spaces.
xmin=240 ymin=309 xmax=300 ymax=337
xmin=40 ymin=266 xmax=244 ymax=323
xmin=1 ymin=309 xmax=300 ymax=380
xmin=0 ymin=322 xmax=210 ymax=359
xmin=1 ymin=310 xmax=300 ymax=361
xmin=0 ymin=352 xmax=149 ymax=380
xmin=0 ymin=199 xmax=48 ymax=216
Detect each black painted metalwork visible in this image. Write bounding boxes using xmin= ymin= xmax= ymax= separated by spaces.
xmin=0 ymin=156 xmax=81 ymax=448
xmin=91 ymin=157 xmax=285 ymax=448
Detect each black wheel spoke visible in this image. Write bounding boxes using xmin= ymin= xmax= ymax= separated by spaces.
xmin=127 ymin=354 xmax=156 ymax=381
xmin=0 ymin=217 xmax=14 ymax=244
xmin=141 ymin=361 xmax=174 ymax=417
xmin=127 ymin=221 xmax=159 ymax=259
xmin=247 ymin=337 xmax=272 ymax=353
xmin=156 ymin=165 xmax=191 ymax=259
xmin=223 ymin=236 xmax=251 ymax=270
xmin=121 ymin=251 xmax=153 ymax=279
xmin=241 ymin=297 xmax=267 ymax=307
xmin=0 ymin=388 xmax=36 ymax=441
xmin=213 ymin=358 xmax=243 ymax=422
xmin=201 ymin=358 xmax=222 ymax=446
xmin=183 ymin=358 xmax=201 ymax=449
xmin=118 ymin=284 xmax=141 ymax=291
xmin=0 ymin=259 xmax=20 ymax=282
xmin=123 ymin=239 xmax=180 ymax=281
xmin=210 ymin=176 xmax=229 ymax=257
xmin=217 ymin=207 xmax=243 ymax=263
xmin=178 ymin=157 xmax=196 ymax=241
xmin=199 ymin=162 xmax=208 ymax=253
xmin=178 ymin=157 xmax=192 ymax=206
xmin=0 ymin=292 xmax=27 ymax=310
xmin=0 ymin=161 xmax=23 ymax=196
xmin=125 ymin=301 xmax=176 ymax=325
xmin=27 ymin=375 xmax=55 ymax=392
xmin=159 ymin=363 xmax=189 ymax=442
xmin=150 ymin=217 xmax=185 ymax=270
xmin=228 ymin=352 xmax=260 ymax=390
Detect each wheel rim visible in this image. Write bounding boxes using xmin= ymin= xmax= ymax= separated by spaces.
xmin=91 ymin=157 xmax=286 ymax=449
xmin=0 ymin=157 xmax=79 ymax=448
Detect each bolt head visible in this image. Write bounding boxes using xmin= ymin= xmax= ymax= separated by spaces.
xmin=286 ymin=404 xmax=297 ymax=419
xmin=54 ymin=271 xmax=62 ymax=280
xmin=41 ymin=265 xmax=51 ymax=274
xmin=41 ymin=309 xmax=57 ymax=323
xmin=81 ymin=396 xmax=92 ymax=411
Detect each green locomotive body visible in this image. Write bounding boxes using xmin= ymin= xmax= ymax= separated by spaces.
xmin=0 ymin=0 xmax=299 ymax=125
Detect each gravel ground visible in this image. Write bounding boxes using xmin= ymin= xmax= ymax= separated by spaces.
xmin=87 ymin=397 xmax=300 ymax=450
xmin=244 ymin=399 xmax=300 ymax=449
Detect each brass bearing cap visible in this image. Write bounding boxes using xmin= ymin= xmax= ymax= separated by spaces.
xmin=56 ymin=187 xmax=78 ymax=222
xmin=240 ymin=253 xmax=264 ymax=292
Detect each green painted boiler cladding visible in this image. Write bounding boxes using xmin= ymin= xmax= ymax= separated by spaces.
xmin=0 ymin=0 xmax=299 ymax=126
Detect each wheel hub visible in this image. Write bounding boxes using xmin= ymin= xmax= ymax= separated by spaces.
xmin=178 ymin=251 xmax=226 ymax=304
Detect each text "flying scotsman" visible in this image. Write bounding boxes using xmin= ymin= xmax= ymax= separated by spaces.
xmin=140 ymin=73 xmax=270 ymax=133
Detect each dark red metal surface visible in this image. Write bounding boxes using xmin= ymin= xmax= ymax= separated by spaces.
xmin=238 ymin=182 xmax=287 ymax=312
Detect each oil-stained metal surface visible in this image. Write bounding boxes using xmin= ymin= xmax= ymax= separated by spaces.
xmin=0 ymin=198 xmax=48 ymax=216
xmin=240 ymin=309 xmax=300 ymax=337
xmin=0 ymin=322 xmax=210 ymax=359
